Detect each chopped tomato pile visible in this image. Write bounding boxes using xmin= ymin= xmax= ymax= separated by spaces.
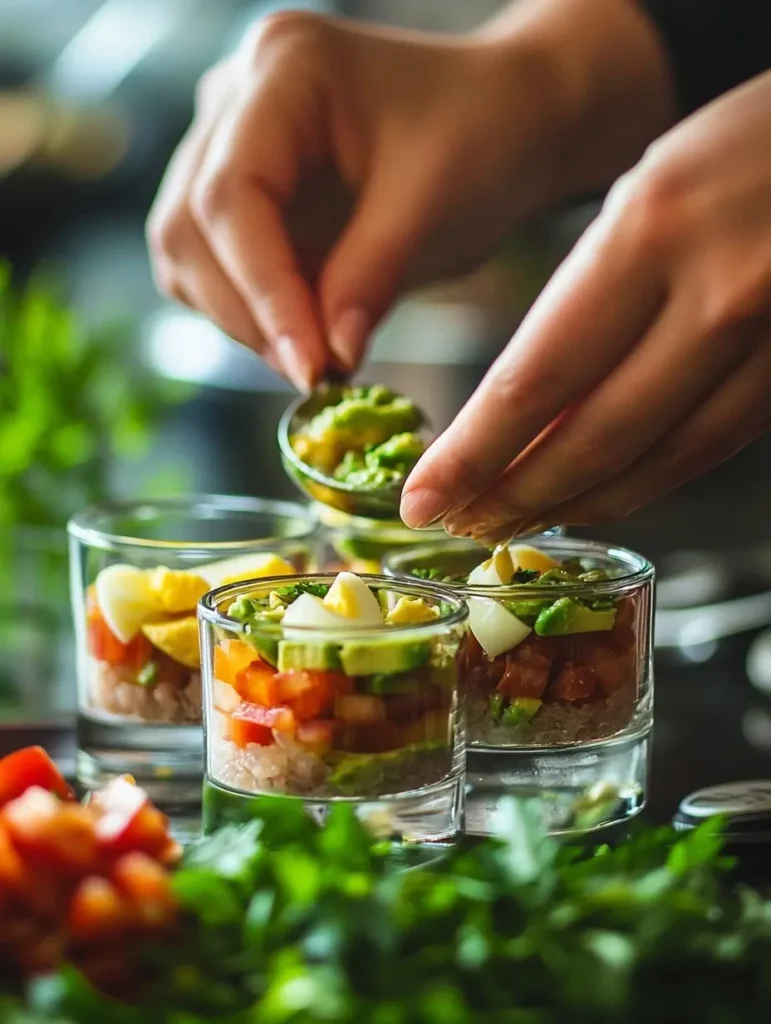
xmin=463 ymin=597 xmax=639 ymax=711
xmin=0 ymin=746 xmax=180 ymax=995
xmin=212 ymin=639 xmax=450 ymax=755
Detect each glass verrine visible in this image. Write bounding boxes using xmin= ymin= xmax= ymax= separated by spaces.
xmin=385 ymin=537 xmax=655 ymax=837
xmin=68 ymin=495 xmax=318 ymax=798
xmin=314 ymin=502 xmax=564 ymax=574
xmin=199 ymin=573 xmax=467 ymax=841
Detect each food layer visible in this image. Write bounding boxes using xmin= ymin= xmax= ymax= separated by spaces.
xmin=207 ymin=573 xmax=460 ymax=800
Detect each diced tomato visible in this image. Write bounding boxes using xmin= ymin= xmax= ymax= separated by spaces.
xmin=69 ymin=876 xmax=132 ymax=939
xmin=214 ymin=640 xmax=259 ymax=686
xmin=459 ymin=633 xmax=486 ymax=675
xmin=496 ymin=641 xmax=552 ymax=700
xmin=547 ymin=662 xmax=597 ymax=702
xmin=295 ymin=719 xmax=337 ymax=754
xmin=335 ymin=693 xmax=386 ymax=724
xmin=93 ymin=776 xmax=171 ymax=859
xmin=592 ymin=648 xmax=636 ymax=696
xmin=235 ymin=659 xmax=281 ymax=706
xmin=275 ymin=670 xmax=343 ymax=720
xmin=3 ymin=787 xmax=97 ymax=874
xmin=614 ymin=597 xmax=637 ymax=631
xmin=112 ymin=852 xmax=176 ymax=925
xmin=0 ymin=746 xmax=74 ymax=806
xmin=229 ymin=701 xmax=295 ymax=747
xmin=87 ymin=601 xmax=152 ymax=670
xmin=607 ymin=625 xmax=637 ymax=655
xmin=339 ymin=720 xmax=403 ymax=754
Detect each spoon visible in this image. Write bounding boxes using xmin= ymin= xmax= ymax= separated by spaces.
xmin=277 ymin=383 xmax=432 ymax=520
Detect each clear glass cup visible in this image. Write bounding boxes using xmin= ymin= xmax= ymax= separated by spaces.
xmin=385 ymin=537 xmax=654 ymax=837
xmin=314 ymin=501 xmax=563 ymax=574
xmin=199 ymin=573 xmax=467 ymax=841
xmin=68 ymin=495 xmax=319 ymax=799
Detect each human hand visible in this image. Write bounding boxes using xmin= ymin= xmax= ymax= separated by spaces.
xmin=146 ymin=10 xmax=570 ymax=391
xmin=401 ymin=71 xmax=771 ymax=542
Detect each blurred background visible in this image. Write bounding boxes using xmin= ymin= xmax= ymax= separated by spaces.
xmin=2 ymin=0 xmax=771 ymax=818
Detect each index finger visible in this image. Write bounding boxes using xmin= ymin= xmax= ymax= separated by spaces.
xmin=190 ymin=81 xmax=330 ymax=389
xmin=400 ymin=210 xmax=666 ymax=529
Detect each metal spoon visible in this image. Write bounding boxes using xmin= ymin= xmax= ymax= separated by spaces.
xmin=277 ymin=383 xmax=432 ymax=520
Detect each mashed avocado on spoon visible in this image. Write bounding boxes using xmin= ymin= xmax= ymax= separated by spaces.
xmin=290 ymin=385 xmax=426 ymax=490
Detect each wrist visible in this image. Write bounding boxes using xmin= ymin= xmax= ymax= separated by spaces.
xmin=472 ymin=0 xmax=676 ymax=207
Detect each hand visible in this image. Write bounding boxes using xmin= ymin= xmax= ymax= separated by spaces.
xmin=401 ymin=72 xmax=771 ymax=542
xmin=145 ymin=10 xmax=567 ymax=390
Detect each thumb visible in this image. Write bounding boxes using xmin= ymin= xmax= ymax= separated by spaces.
xmin=319 ymin=161 xmax=441 ymax=370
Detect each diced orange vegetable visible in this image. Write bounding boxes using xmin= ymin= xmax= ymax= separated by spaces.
xmin=4 ymin=788 xmax=97 ymax=874
xmin=276 ymin=670 xmax=341 ymax=720
xmin=235 ymin=660 xmax=281 ymax=706
xmin=0 ymin=820 xmax=26 ymax=892
xmin=0 ymin=746 xmax=74 ymax=806
xmin=335 ymin=694 xmax=386 ymax=724
xmin=112 ymin=852 xmax=176 ymax=925
xmin=69 ymin=876 xmax=132 ymax=939
xmin=213 ymin=640 xmax=259 ymax=686
xmin=547 ymin=662 xmax=597 ymax=702
xmin=87 ymin=600 xmax=152 ymax=669
xmin=295 ymin=719 xmax=337 ymax=754
xmin=496 ymin=642 xmax=552 ymax=700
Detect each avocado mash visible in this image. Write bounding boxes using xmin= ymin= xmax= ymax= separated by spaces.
xmin=291 ymin=385 xmax=425 ymax=487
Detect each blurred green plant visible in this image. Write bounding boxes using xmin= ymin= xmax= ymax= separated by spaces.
xmin=0 ymin=261 xmax=190 ymax=531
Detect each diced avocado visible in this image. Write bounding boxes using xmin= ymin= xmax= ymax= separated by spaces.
xmin=504 ymin=598 xmax=553 ymax=622
xmin=277 ymin=641 xmax=342 ymax=672
xmin=534 ymin=597 xmax=617 ymax=636
xmin=244 ymin=631 xmax=279 ymax=667
xmin=489 ymin=693 xmax=505 ymax=722
xmin=339 ymin=639 xmax=430 ymax=677
xmin=136 ymin=661 xmax=158 ymax=687
xmin=501 ymin=697 xmax=542 ymax=726
xmin=365 ymin=671 xmax=420 ymax=695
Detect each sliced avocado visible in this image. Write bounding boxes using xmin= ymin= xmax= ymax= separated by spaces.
xmin=339 ymin=639 xmax=430 ymax=677
xmin=501 ymin=697 xmax=542 ymax=726
xmin=534 ymin=597 xmax=617 ymax=636
xmin=277 ymin=640 xmax=342 ymax=672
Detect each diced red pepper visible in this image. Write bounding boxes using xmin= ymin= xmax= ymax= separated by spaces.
xmin=335 ymin=694 xmax=386 ymax=724
xmin=214 ymin=640 xmax=259 ymax=686
xmin=92 ymin=776 xmax=172 ymax=859
xmin=235 ymin=660 xmax=281 ymax=706
xmin=295 ymin=719 xmax=337 ymax=754
xmin=0 ymin=746 xmax=74 ymax=807
xmin=592 ymin=648 xmax=636 ymax=696
xmin=496 ymin=641 xmax=552 ymax=700
xmin=112 ymin=852 xmax=176 ymax=925
xmin=69 ymin=876 xmax=132 ymax=939
xmin=3 ymin=787 xmax=97 ymax=874
xmin=87 ymin=597 xmax=152 ymax=670
xmin=0 ymin=820 xmax=26 ymax=892
xmin=547 ymin=662 xmax=597 ymax=702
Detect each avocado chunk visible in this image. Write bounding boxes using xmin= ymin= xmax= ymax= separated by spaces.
xmin=501 ymin=697 xmax=542 ymax=726
xmin=339 ymin=639 xmax=430 ymax=677
xmin=277 ymin=641 xmax=342 ymax=672
xmin=534 ymin=597 xmax=617 ymax=636
xmin=244 ymin=632 xmax=279 ymax=667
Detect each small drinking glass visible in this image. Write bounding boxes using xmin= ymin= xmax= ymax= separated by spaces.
xmin=68 ymin=495 xmax=318 ymax=799
xmin=199 ymin=573 xmax=467 ymax=841
xmin=385 ymin=537 xmax=654 ymax=837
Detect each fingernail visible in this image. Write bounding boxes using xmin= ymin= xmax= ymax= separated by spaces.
xmin=400 ymin=488 xmax=451 ymax=529
xmin=329 ymin=307 xmax=368 ymax=370
xmin=275 ymin=335 xmax=313 ymax=392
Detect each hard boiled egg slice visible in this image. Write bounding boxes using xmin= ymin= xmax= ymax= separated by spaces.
xmin=198 ymin=552 xmax=296 ymax=588
xmin=282 ymin=593 xmax=350 ymax=632
xmin=95 ymin=564 xmax=160 ymax=643
xmin=468 ymin=598 xmax=531 ymax=660
xmin=509 ymin=544 xmax=559 ymax=574
xmin=323 ymin=572 xmax=383 ymax=626
xmin=468 ymin=560 xmax=504 ymax=588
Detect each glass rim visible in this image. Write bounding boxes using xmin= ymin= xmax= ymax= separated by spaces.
xmin=67 ymin=494 xmax=317 ymax=554
xmin=384 ymin=536 xmax=655 ymax=599
xmin=310 ymin=500 xmax=447 ymax=534
xmin=198 ymin=571 xmax=469 ymax=639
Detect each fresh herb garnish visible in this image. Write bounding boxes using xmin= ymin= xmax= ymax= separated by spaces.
xmin=273 ymin=581 xmax=330 ymax=601
xmin=16 ymin=799 xmax=771 ymax=1024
